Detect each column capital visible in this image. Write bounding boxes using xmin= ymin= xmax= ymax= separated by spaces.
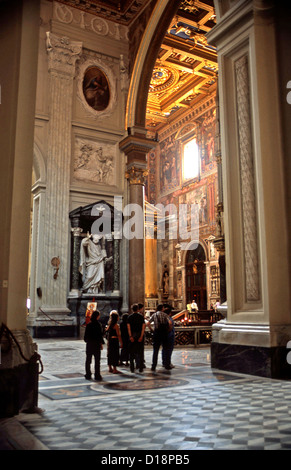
xmin=46 ymin=32 xmax=82 ymax=76
xmin=125 ymin=165 xmax=148 ymax=185
xmin=71 ymin=227 xmax=82 ymax=237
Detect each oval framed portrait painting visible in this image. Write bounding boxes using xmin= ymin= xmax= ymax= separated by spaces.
xmin=82 ymin=66 xmax=110 ymax=112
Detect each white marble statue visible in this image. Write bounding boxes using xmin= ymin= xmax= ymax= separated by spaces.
xmin=79 ymin=233 xmax=107 ymax=293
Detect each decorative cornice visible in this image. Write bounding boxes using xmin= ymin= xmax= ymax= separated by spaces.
xmin=158 ymin=93 xmax=216 ymax=142
xmin=119 ymin=133 xmax=158 ymax=155
xmin=55 ymin=0 xmax=152 ymax=26
xmin=52 ymin=3 xmax=129 ymax=41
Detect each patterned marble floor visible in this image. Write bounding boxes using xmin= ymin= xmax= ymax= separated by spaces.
xmin=1 ymin=338 xmax=291 ymax=453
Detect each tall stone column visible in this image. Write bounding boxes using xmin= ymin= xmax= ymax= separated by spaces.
xmin=0 ymin=0 xmax=41 ymax=417
xmin=113 ymin=238 xmax=121 ymax=295
xmin=145 ymin=238 xmax=158 ymax=302
xmin=119 ymin=128 xmax=158 ymax=309
xmin=36 ymin=33 xmax=82 ymax=334
xmin=208 ymin=0 xmax=291 ymax=378
xmin=70 ymin=227 xmax=83 ymax=296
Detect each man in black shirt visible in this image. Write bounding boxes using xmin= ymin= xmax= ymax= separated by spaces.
xmin=84 ymin=310 xmax=104 ymax=380
xmin=148 ymin=304 xmax=172 ymax=371
xmin=127 ymin=303 xmax=145 ymax=372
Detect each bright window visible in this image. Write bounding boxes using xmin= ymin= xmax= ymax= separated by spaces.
xmin=183 ymin=137 xmax=199 ymax=181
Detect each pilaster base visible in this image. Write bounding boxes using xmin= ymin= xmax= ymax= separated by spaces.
xmin=0 ymin=329 xmax=39 ymax=418
xmin=27 ymin=309 xmax=77 ymax=339
xmin=211 ymin=321 xmax=291 ymax=379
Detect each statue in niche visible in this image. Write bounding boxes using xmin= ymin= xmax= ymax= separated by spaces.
xmin=79 ymin=233 xmax=108 ymax=293
xmin=162 ymin=270 xmax=169 ymax=297
xmin=83 ymin=66 xmax=110 ymax=111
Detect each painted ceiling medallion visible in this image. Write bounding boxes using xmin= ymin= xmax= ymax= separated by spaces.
xmin=150 ymin=67 xmax=171 ymax=87
xmin=149 ymin=66 xmax=179 ymax=94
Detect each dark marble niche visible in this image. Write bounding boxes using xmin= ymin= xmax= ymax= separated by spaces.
xmin=68 ymin=201 xmax=123 ymax=335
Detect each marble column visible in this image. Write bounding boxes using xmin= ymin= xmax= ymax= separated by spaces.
xmin=113 ymin=238 xmax=121 ymax=294
xmin=70 ymin=227 xmax=83 ymax=297
xmin=145 ymin=238 xmax=158 ymax=300
xmin=208 ymin=0 xmax=291 ymax=378
xmin=119 ymin=128 xmax=158 ymax=308
xmin=126 ymin=167 xmax=147 ymax=308
xmin=36 ymin=33 xmax=82 ymax=333
xmin=0 ymin=0 xmax=40 ymax=417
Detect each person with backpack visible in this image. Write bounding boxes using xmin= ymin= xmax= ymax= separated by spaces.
xmin=148 ymin=304 xmax=172 ymax=371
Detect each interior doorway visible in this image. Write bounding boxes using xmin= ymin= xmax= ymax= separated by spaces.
xmin=185 ymin=244 xmax=207 ymax=310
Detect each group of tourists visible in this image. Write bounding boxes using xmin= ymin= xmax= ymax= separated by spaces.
xmin=84 ymin=303 xmax=175 ymax=381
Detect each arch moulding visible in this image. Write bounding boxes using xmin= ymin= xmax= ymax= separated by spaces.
xmin=125 ymin=0 xmax=181 ymax=130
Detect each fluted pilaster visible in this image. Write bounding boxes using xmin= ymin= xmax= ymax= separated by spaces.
xmin=41 ymin=33 xmax=82 ymax=312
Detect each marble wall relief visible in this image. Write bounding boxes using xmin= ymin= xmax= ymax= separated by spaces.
xmin=73 ymin=137 xmax=115 ymax=185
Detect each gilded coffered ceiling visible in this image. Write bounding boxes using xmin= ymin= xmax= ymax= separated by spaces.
xmin=147 ymin=0 xmax=217 ymax=130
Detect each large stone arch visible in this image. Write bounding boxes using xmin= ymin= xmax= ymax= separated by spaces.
xmin=121 ymin=0 xmax=183 ymax=307
xmin=126 ymin=0 xmax=181 ymax=130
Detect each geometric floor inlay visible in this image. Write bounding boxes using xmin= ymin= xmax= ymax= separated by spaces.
xmin=4 ymin=339 xmax=291 ymax=451
xmin=39 ymin=385 xmax=105 ymax=400
xmin=103 ymin=377 xmax=189 ymax=391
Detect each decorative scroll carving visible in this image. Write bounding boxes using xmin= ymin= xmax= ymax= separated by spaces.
xmin=120 ymin=54 xmax=128 ymax=92
xmin=53 ymin=2 xmax=128 ymax=39
xmin=53 ymin=0 xmax=142 ymax=28
xmin=54 ymin=3 xmax=74 ymax=24
xmin=235 ymin=54 xmax=260 ymax=302
xmin=43 ymin=33 xmax=82 ymax=309
xmin=46 ymin=32 xmax=82 ymax=76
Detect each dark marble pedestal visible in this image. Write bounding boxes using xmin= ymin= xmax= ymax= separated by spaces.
xmin=0 ymin=362 xmax=39 ymax=418
xmin=68 ymin=294 xmax=123 ymax=337
xmin=211 ymin=341 xmax=291 ymax=379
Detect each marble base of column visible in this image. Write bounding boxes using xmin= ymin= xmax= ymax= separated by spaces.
xmin=68 ymin=289 xmax=81 ymax=298
xmin=0 ymin=329 xmax=39 ymax=417
xmin=211 ymin=321 xmax=291 ymax=379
